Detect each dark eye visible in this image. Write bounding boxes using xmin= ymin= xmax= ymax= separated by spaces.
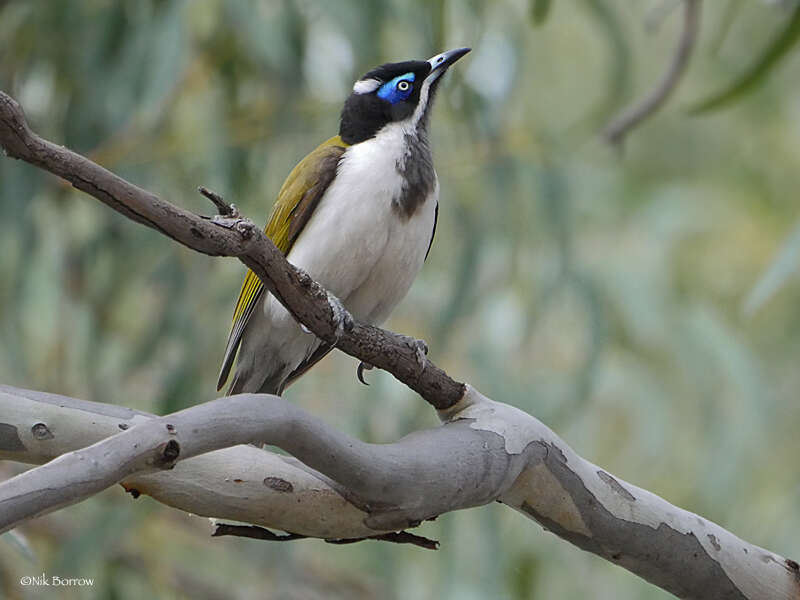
xmin=397 ymin=80 xmax=411 ymax=92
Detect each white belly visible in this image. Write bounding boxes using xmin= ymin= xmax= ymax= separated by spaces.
xmin=286 ymin=129 xmax=437 ymax=324
xmin=251 ymin=127 xmax=438 ymax=382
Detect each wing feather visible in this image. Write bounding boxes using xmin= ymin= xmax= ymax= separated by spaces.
xmin=425 ymin=201 xmax=438 ymax=261
xmin=216 ymin=136 xmax=348 ymax=391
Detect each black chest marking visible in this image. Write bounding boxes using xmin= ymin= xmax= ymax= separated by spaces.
xmin=394 ymin=133 xmax=435 ymax=219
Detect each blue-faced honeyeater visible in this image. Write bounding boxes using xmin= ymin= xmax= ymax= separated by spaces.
xmin=217 ymin=48 xmax=471 ymax=395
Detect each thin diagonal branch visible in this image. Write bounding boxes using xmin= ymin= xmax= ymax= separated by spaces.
xmin=0 ymin=90 xmax=465 ymax=410
xmin=602 ymin=0 xmax=702 ymax=147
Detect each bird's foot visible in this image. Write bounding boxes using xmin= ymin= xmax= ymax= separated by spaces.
xmin=357 ymin=361 xmax=373 ymax=385
xmin=400 ymin=335 xmax=428 ymax=373
xmin=326 ymin=291 xmax=354 ymax=343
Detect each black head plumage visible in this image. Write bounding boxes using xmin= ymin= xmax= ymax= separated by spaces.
xmin=339 ymin=49 xmax=470 ymax=144
xmin=339 ymin=60 xmax=433 ymax=144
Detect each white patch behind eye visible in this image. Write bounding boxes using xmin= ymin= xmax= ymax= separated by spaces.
xmin=353 ymin=78 xmax=381 ymax=94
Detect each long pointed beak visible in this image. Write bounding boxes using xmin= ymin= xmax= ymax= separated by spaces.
xmin=426 ymin=47 xmax=471 ymax=77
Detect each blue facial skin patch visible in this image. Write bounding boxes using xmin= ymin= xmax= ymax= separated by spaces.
xmin=377 ymin=72 xmax=415 ymax=104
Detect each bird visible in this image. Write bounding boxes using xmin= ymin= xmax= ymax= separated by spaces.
xmin=217 ymin=47 xmax=471 ymax=395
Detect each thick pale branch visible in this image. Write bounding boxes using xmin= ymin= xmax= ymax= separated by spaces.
xmin=0 ymin=386 xmax=375 ymax=539
xmin=602 ymin=0 xmax=701 ymax=147
xmin=0 ymin=385 xmax=524 ymax=536
xmin=2 ymin=385 xmax=798 ymax=598
xmin=0 ymin=91 xmax=464 ymax=410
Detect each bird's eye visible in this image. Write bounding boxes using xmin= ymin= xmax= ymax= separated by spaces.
xmin=397 ymin=80 xmax=411 ymax=92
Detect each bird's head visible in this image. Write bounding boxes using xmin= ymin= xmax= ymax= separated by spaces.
xmin=339 ymin=47 xmax=470 ymax=144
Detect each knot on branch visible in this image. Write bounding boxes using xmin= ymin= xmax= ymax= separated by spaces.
xmin=153 ymin=439 xmax=181 ymax=468
xmin=31 ymin=422 xmax=54 ymax=440
xmin=0 ymin=92 xmax=36 ymax=160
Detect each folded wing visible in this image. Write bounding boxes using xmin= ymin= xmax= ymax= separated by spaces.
xmin=216 ymin=136 xmax=348 ymax=391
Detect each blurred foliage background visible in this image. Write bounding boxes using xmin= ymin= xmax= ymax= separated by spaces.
xmin=1 ymin=0 xmax=799 ymax=598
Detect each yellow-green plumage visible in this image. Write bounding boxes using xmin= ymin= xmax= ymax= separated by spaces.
xmin=218 ymin=135 xmax=349 ymax=391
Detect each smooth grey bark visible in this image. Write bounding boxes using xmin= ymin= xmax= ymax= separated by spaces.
xmin=0 ymin=385 xmax=525 ymax=534
xmin=2 ymin=385 xmax=798 ymax=599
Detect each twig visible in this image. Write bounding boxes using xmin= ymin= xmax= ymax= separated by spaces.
xmin=198 ymin=186 xmax=238 ymax=217
xmin=326 ymin=531 xmax=440 ymax=550
xmin=212 ymin=523 xmax=307 ymax=541
xmin=212 ymin=523 xmax=440 ymax=550
xmin=602 ymin=0 xmax=702 ymax=147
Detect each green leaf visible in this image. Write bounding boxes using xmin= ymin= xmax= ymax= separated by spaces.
xmin=690 ymin=2 xmax=800 ymax=114
xmin=743 ymin=220 xmax=800 ymax=316
xmin=2 ymin=530 xmax=37 ymax=562
xmin=708 ymin=0 xmax=744 ymax=56
xmin=566 ymin=0 xmax=632 ymax=136
xmin=531 ymin=0 xmax=552 ymax=26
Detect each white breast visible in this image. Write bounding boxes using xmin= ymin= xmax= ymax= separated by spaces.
xmin=284 ymin=123 xmax=438 ymax=325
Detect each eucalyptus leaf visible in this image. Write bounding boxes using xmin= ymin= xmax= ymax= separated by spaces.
xmin=743 ymin=220 xmax=800 ymax=316
xmin=690 ymin=1 xmax=800 ymax=113
xmin=530 ymin=0 xmax=552 ymax=25
xmin=1 ymin=530 xmax=36 ymax=562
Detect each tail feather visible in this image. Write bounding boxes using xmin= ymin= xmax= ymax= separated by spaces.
xmin=226 ymin=366 xmax=283 ymax=396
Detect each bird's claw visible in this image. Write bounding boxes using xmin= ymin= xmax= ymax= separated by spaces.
xmin=357 ymin=362 xmax=373 ymax=385
xmin=326 ymin=292 xmax=354 ymax=343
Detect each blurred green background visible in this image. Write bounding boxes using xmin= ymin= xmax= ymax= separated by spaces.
xmin=1 ymin=0 xmax=799 ymax=598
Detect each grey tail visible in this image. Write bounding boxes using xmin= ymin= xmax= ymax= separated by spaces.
xmin=225 ymin=345 xmax=333 ymax=396
xmin=226 ymin=370 xmax=282 ymax=396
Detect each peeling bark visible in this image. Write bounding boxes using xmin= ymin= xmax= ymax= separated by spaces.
xmin=1 ymin=386 xmax=798 ymax=599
